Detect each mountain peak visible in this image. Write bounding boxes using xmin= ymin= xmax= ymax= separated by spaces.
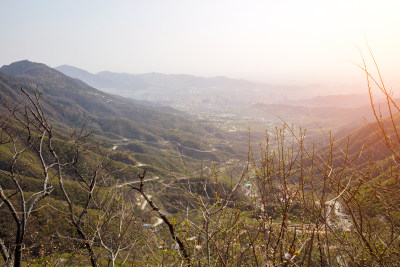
xmin=0 ymin=60 xmax=60 ymax=78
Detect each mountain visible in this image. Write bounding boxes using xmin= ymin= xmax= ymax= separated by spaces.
xmin=55 ymin=65 xmax=308 ymax=103
xmin=55 ymin=64 xmax=121 ymax=90
xmin=0 ymin=60 xmax=247 ymax=174
xmin=1 ymin=61 xmax=204 ymax=133
xmin=294 ymin=94 xmax=374 ymax=109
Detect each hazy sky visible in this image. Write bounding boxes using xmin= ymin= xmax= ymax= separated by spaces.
xmin=1 ymin=0 xmax=400 ymax=92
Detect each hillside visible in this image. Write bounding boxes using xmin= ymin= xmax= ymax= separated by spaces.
xmin=0 ymin=61 xmax=258 ymax=265
xmin=2 ymin=61 xmax=400 ymax=266
xmin=0 ymin=61 xmax=249 ymax=175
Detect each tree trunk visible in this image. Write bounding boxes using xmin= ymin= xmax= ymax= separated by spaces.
xmin=13 ymin=243 xmax=23 ymax=267
xmin=13 ymin=225 xmax=24 ymax=267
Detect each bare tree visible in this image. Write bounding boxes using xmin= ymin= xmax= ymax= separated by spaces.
xmin=130 ymin=169 xmax=192 ymax=266
xmin=94 ymin=179 xmax=145 ymax=266
xmin=0 ymin=88 xmax=54 ymax=266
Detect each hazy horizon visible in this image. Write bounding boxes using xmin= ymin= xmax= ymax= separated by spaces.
xmin=1 ymin=0 xmax=400 ymax=94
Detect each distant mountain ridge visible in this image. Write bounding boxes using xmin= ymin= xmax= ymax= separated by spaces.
xmin=55 ymin=65 xmax=307 ymax=103
xmin=56 ymin=64 xmax=266 ymax=90
xmin=293 ymin=94 xmax=373 ymax=109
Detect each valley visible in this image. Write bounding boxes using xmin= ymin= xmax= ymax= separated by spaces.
xmin=0 ymin=60 xmax=399 ymax=266
xmin=2 ymin=1 xmax=400 ymax=265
